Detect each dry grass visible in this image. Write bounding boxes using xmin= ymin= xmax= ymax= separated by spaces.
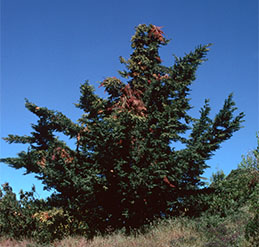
xmin=0 ymin=218 xmax=203 ymax=247
xmin=0 ymin=216 xmax=251 ymax=247
xmin=0 ymin=238 xmax=36 ymax=247
xmin=55 ymin=219 xmax=203 ymax=247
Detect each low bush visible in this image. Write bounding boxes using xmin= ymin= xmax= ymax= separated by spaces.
xmin=0 ymin=183 xmax=45 ymax=240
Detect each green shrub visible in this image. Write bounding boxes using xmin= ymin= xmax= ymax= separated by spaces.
xmin=203 ymin=224 xmax=242 ymax=247
xmin=245 ymin=181 xmax=259 ymax=246
xmin=0 ymin=183 xmax=44 ymax=240
xmin=238 ymin=133 xmax=259 ymax=246
xmin=32 ymin=207 xmax=90 ymax=243
xmin=204 ymin=166 xmax=258 ymax=219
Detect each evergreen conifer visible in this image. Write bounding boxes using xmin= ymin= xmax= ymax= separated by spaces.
xmin=1 ymin=24 xmax=244 ymax=231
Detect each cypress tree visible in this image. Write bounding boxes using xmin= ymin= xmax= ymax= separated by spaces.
xmin=1 ymin=24 xmax=244 ymax=231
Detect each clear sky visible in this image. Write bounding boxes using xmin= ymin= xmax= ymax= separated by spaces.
xmin=1 ymin=0 xmax=258 ymax=198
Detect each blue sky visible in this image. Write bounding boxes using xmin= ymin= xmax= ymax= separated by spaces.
xmin=1 ymin=0 xmax=258 ymax=198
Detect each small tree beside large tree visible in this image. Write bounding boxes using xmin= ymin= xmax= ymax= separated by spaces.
xmin=1 ymin=24 xmax=244 ymax=232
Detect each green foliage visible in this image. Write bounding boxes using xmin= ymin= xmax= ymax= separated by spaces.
xmin=206 ymin=168 xmax=255 ymax=217
xmin=239 ymin=132 xmax=259 ymax=170
xmin=203 ymin=223 xmax=244 ymax=247
xmin=0 ymin=183 xmax=46 ymax=240
xmin=1 ymin=24 xmax=244 ymax=238
xmin=205 ymin=133 xmax=258 ymax=218
xmin=32 ymin=207 xmax=90 ymax=243
xmin=194 ymin=211 xmax=250 ymax=247
xmin=210 ymin=169 xmax=226 ymax=184
xmin=0 ymin=183 xmax=90 ymax=244
xmin=241 ymin=133 xmax=259 ymax=245
xmin=203 ymin=133 xmax=258 ymax=246
xmin=245 ymin=212 xmax=259 ymax=246
xmin=204 ymin=224 xmax=242 ymax=247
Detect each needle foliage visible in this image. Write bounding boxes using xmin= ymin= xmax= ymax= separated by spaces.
xmin=1 ymin=24 xmax=244 ymax=232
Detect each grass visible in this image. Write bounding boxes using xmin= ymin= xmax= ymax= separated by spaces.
xmin=0 ymin=218 xmax=202 ymax=247
xmin=0 ymin=212 xmax=252 ymax=247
